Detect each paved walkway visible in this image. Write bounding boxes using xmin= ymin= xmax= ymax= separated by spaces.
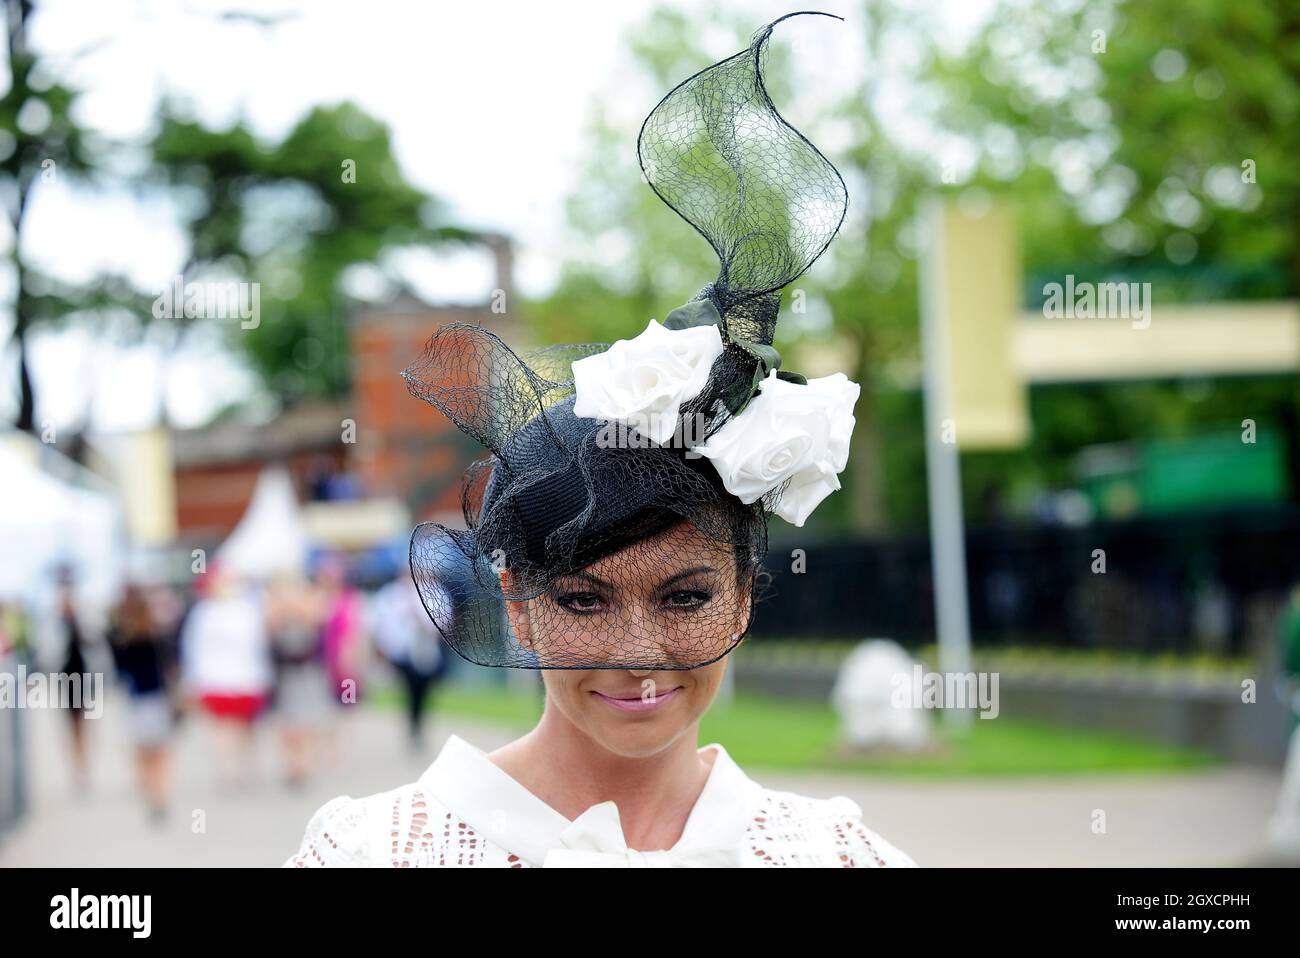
xmin=0 ymin=687 xmax=1285 ymax=867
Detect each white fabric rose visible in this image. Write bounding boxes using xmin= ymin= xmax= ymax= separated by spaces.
xmin=571 ymin=318 xmax=724 ymax=444
xmin=695 ymin=369 xmax=860 ymax=526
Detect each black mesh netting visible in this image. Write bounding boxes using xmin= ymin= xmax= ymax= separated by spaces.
xmin=403 ymin=11 xmax=847 ymax=670
xmin=637 ymin=10 xmax=847 ymax=346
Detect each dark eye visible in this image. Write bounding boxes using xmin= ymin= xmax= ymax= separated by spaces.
xmin=662 ymin=589 xmax=712 ymax=610
xmin=555 ymin=591 xmax=605 ymax=614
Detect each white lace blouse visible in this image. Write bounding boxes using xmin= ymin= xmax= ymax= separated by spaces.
xmin=284 ymin=734 xmax=917 ymax=868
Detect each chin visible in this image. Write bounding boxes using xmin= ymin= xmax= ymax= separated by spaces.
xmin=593 ymin=726 xmax=688 ymax=759
xmin=584 ymin=700 xmax=695 ymax=758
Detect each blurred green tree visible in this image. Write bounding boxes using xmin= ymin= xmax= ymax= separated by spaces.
xmin=146 ymin=100 xmax=475 ymax=410
xmin=933 ymin=0 xmax=1300 ymax=520
xmin=3 ymin=2 xmax=473 ymax=431
xmin=1 ymin=0 xmax=134 ymax=433
xmin=935 ymin=0 xmax=1298 ymax=299
xmin=540 ymin=0 xmax=1299 ymax=531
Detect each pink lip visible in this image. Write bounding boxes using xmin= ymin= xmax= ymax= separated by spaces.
xmin=592 ymin=686 xmax=683 ymax=713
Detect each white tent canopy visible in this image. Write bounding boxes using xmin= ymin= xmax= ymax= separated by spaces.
xmin=0 ymin=440 xmax=123 ymax=609
xmin=215 ymin=466 xmax=310 ymax=580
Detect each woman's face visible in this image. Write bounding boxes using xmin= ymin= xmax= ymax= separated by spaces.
xmin=501 ymin=521 xmax=752 ymax=758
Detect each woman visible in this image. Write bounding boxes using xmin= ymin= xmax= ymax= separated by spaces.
xmin=315 ymin=553 xmax=368 ymax=770
xmin=287 ymin=12 xmax=914 ymax=868
xmin=107 ymin=584 xmax=178 ymax=822
xmin=369 ymin=571 xmax=449 ymax=751
xmin=51 ymin=565 xmax=95 ymax=793
xmin=317 ymin=554 xmax=367 ymax=708
xmin=265 ymin=573 xmax=331 ymax=788
xmin=180 ymin=562 xmax=273 ymax=791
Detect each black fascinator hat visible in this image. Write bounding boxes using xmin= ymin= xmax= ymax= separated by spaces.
xmin=404 ymin=11 xmax=853 ymax=670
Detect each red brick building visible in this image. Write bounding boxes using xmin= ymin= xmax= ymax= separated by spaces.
xmin=349 ymin=234 xmax=517 ymax=522
xmin=172 ymin=235 xmax=520 ymax=540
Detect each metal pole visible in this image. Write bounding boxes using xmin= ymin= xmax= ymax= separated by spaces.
xmin=918 ymin=199 xmax=974 ymax=728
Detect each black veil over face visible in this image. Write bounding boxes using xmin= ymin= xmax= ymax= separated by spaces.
xmin=403 ymin=12 xmax=848 ymax=669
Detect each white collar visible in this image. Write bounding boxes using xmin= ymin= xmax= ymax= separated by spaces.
xmin=417 ymin=733 xmax=765 ymax=867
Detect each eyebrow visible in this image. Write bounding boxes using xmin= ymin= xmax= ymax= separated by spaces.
xmin=657 ymin=566 xmax=719 ymax=590
xmin=557 ymin=570 xmax=615 ymax=591
xmin=556 ymin=565 xmax=719 ymax=592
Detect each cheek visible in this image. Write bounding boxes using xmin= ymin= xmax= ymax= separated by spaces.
xmin=690 ymin=663 xmax=728 ymax=707
xmin=672 ymin=593 xmax=746 ymax=659
xmin=542 ymin=672 xmax=589 ymax=722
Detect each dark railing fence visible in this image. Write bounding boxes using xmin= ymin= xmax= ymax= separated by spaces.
xmin=750 ymin=505 xmax=1300 ymax=658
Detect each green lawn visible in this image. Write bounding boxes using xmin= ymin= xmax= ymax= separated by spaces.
xmin=376 ymin=683 xmax=1217 ymax=777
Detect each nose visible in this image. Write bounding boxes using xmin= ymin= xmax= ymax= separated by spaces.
xmin=615 ymin=596 xmax=676 ymax=668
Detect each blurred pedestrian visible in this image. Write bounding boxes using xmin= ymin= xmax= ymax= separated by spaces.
xmin=1268 ymin=583 xmax=1300 ymax=859
xmin=317 ymin=554 xmax=367 ymax=705
xmin=265 ymin=573 xmax=331 ymax=788
xmin=315 ymin=554 xmax=368 ymax=768
xmin=107 ymin=584 xmax=178 ymax=823
xmin=369 ymin=572 xmax=449 ymax=750
xmin=50 ymin=565 xmax=97 ymax=794
xmin=179 ymin=563 xmax=273 ymax=792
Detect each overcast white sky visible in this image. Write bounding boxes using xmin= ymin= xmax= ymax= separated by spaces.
xmin=2 ymin=0 xmax=993 ymax=432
